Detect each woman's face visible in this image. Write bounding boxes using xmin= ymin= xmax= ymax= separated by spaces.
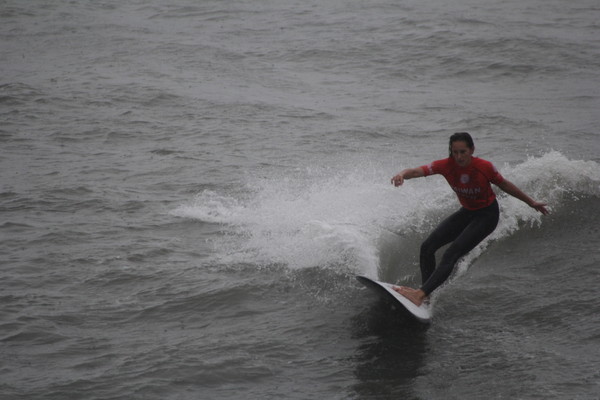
xmin=450 ymin=140 xmax=474 ymax=167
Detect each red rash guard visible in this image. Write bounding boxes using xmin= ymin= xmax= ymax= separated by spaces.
xmin=420 ymin=157 xmax=505 ymax=210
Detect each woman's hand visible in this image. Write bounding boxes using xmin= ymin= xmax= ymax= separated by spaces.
xmin=391 ymin=173 xmax=405 ymax=186
xmin=529 ymin=200 xmax=550 ymax=215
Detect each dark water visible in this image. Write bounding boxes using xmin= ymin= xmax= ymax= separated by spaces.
xmin=1 ymin=0 xmax=600 ymax=399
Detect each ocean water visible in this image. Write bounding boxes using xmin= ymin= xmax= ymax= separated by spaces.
xmin=1 ymin=0 xmax=600 ymax=399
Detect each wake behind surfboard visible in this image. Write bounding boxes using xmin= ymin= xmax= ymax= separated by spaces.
xmin=356 ymin=275 xmax=432 ymax=323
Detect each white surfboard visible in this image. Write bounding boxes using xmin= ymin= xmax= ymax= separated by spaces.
xmin=356 ymin=275 xmax=432 ymax=323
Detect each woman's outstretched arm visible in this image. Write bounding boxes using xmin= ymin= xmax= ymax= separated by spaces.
xmin=496 ymin=179 xmax=549 ymax=215
xmin=391 ymin=167 xmax=425 ymax=187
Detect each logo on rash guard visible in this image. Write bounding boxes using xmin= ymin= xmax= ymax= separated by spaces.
xmin=460 ymin=174 xmax=470 ymax=184
xmin=451 ymin=186 xmax=481 ymax=198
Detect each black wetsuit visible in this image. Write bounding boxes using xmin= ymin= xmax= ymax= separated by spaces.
xmin=419 ymin=199 xmax=500 ymax=295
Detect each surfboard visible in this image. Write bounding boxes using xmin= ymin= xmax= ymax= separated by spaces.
xmin=356 ymin=275 xmax=432 ymax=323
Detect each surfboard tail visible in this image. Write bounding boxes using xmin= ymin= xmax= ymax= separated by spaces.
xmin=356 ymin=275 xmax=432 ymax=323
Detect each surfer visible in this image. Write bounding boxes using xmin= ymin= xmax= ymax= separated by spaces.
xmin=390 ymin=132 xmax=549 ymax=306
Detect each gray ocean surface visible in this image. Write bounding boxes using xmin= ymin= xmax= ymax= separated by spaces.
xmin=2 ymin=0 xmax=600 ymax=399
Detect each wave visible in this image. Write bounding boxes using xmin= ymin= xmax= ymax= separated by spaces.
xmin=172 ymin=152 xmax=600 ymax=278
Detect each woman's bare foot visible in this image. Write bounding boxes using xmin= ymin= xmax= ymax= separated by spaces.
xmin=392 ymin=286 xmax=427 ymax=306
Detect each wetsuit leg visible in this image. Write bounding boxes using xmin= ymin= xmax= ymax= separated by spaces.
xmin=420 ymin=200 xmax=499 ymax=296
xmin=419 ymin=208 xmax=473 ymax=285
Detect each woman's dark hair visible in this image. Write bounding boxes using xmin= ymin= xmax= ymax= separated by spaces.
xmin=449 ymin=132 xmax=474 ymax=156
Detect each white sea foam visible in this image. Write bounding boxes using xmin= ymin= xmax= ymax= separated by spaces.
xmin=170 ymin=190 xmax=245 ymax=224
xmin=174 ymin=152 xmax=600 ymax=277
